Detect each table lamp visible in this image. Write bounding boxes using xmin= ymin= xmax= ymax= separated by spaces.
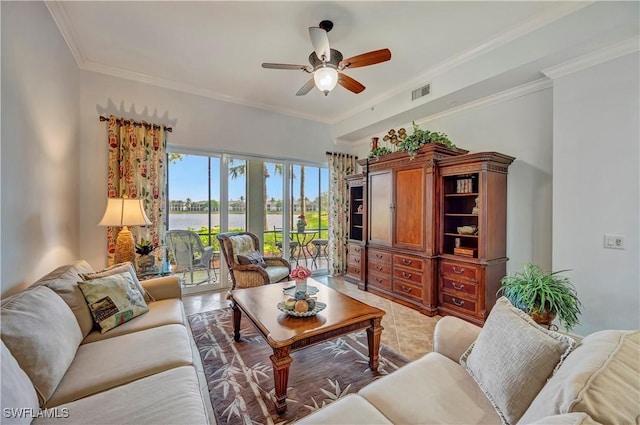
xmin=99 ymin=197 xmax=152 ymax=265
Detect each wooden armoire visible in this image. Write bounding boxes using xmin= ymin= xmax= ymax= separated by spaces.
xmin=347 ymin=144 xmax=514 ymax=325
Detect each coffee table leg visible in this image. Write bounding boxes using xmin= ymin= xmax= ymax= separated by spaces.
xmin=231 ymin=301 xmax=241 ymax=342
xmin=366 ymin=317 xmax=383 ymax=371
xmin=270 ymin=346 xmax=292 ymax=414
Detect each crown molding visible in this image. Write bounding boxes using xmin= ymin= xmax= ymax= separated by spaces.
xmin=340 ymin=78 xmax=553 ymax=147
xmin=542 ymin=37 xmax=639 ymax=79
xmin=45 ymin=1 xmax=86 ymax=67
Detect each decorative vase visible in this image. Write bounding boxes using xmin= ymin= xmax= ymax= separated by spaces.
xmin=297 ymin=223 xmax=306 ymax=233
xmin=137 ymin=254 xmax=155 ymax=272
xmin=295 ymin=278 xmax=308 ymax=294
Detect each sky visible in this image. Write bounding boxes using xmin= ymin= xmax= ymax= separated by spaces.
xmin=168 ymin=154 xmax=327 ymax=201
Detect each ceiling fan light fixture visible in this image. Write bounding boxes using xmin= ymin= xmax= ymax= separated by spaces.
xmin=314 ymin=66 xmax=338 ymax=96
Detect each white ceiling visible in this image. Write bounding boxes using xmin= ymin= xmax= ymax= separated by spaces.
xmin=46 ymin=1 xmax=639 ymax=142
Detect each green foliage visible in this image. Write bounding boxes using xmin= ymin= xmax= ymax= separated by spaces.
xmin=368 ymin=146 xmax=392 ymax=159
xmin=135 ymin=238 xmax=154 ymax=255
xmin=397 ymin=121 xmax=456 ymax=157
xmin=498 ymin=263 xmax=582 ymax=331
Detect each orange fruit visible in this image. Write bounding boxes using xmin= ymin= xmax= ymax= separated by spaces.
xmin=294 ymin=300 xmax=308 ymax=313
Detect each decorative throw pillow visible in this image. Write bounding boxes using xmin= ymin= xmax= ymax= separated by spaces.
xmin=78 ymin=272 xmax=149 ymax=333
xmin=82 ymin=262 xmax=154 ymax=302
xmin=237 ymin=250 xmax=267 ymax=268
xmin=460 ymin=297 xmax=576 ymax=425
xmin=230 ymin=235 xmax=256 ymax=260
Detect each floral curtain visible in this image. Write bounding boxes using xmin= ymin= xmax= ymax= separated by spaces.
xmin=106 ymin=115 xmax=167 ymax=265
xmin=327 ymin=152 xmax=357 ymax=275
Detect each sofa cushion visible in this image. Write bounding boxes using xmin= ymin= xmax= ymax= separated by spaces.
xmin=521 ymin=412 xmax=602 ymax=425
xmin=46 ymin=324 xmax=193 ymax=407
xmin=82 ymin=298 xmax=185 ymax=344
xmin=78 ymin=271 xmax=149 ymax=333
xmin=237 ymin=250 xmax=267 ymax=268
xmin=82 ymin=261 xmax=154 ymax=302
xmin=1 ymin=341 xmax=40 ymax=425
xmin=33 ymin=366 xmax=208 ymax=425
xmin=519 ymin=330 xmax=639 ymax=425
xmin=359 ymin=352 xmax=502 ymax=424
xmin=0 ymin=286 xmax=83 ymax=406
xmin=32 ymin=260 xmax=96 ymax=337
xmin=460 ymin=297 xmax=575 ymax=425
xmin=297 ymin=394 xmax=392 ymax=425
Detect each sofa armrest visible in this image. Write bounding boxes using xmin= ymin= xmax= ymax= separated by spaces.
xmin=433 ymin=316 xmax=481 ymax=363
xmin=141 ymin=275 xmax=182 ymax=300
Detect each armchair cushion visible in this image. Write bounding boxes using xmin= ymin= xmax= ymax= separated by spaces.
xmin=237 ymin=250 xmax=267 ymax=268
xmin=265 ymin=266 xmax=290 ymax=283
xmin=229 ymin=235 xmax=256 ymax=260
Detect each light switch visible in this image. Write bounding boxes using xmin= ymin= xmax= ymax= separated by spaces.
xmin=604 ymin=234 xmax=625 ymax=250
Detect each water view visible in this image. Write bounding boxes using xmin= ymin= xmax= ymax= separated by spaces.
xmin=168 ymin=213 xmax=285 ymax=231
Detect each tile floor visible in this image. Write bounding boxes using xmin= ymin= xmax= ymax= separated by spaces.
xmin=183 ymin=275 xmax=441 ymax=361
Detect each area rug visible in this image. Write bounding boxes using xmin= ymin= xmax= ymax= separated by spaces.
xmin=188 ymin=307 xmax=408 ymax=425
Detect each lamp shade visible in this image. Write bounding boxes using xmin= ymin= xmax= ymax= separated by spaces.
xmin=314 ymin=67 xmax=338 ymax=95
xmin=99 ymin=198 xmax=152 ymax=227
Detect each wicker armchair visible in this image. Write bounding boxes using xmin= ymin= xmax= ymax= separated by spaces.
xmin=216 ymin=232 xmax=291 ymax=290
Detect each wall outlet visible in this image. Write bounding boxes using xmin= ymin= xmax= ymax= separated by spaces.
xmin=604 ymin=234 xmax=625 ymax=250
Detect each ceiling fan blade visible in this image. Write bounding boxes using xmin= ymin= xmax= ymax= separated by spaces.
xmin=309 ymin=27 xmax=330 ymax=62
xmin=262 ymin=63 xmax=312 ymax=72
xmin=296 ymin=78 xmax=316 ymax=96
xmin=339 ymin=48 xmax=391 ymax=70
xmin=338 ymin=73 xmax=365 ymax=94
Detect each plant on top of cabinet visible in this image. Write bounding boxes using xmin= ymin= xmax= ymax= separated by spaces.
xmin=398 ymin=121 xmax=456 ymax=157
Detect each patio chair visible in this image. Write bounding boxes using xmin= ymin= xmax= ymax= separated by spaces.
xmin=217 ymin=231 xmax=291 ymax=290
xmin=166 ymin=230 xmax=217 ymax=285
xmin=273 ymin=226 xmax=299 ymax=263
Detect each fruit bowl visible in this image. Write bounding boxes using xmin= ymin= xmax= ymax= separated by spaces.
xmin=457 ymin=225 xmax=478 ymax=235
xmin=277 ymin=301 xmax=327 ymax=317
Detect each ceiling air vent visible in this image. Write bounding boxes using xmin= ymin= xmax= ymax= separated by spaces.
xmin=411 ymin=84 xmax=431 ymax=101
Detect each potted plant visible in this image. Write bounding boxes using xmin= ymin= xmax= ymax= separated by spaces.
xmin=296 ymin=214 xmax=307 ymax=233
xmin=397 ymin=121 xmax=456 ymax=158
xmin=135 ymin=238 xmax=155 ymax=271
xmin=497 ymin=263 xmax=582 ymax=332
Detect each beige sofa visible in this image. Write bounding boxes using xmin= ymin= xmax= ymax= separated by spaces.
xmin=299 ymin=298 xmax=639 ymax=425
xmin=1 ymin=260 xmax=211 ymax=425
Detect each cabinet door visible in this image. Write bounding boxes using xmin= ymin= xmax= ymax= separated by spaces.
xmin=394 ymin=166 xmax=425 ymax=250
xmin=369 ymin=171 xmax=392 ymax=245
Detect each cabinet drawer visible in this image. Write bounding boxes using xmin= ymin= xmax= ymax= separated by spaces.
xmin=441 ymin=276 xmax=478 ymax=298
xmin=368 ymin=249 xmax=392 ymax=264
xmin=368 ymin=273 xmax=392 ymax=291
xmin=348 ymin=253 xmax=363 ymax=266
xmin=347 ymin=265 xmax=361 ymax=278
xmin=393 ymin=267 xmax=423 ymax=286
xmin=393 ymin=254 xmax=424 ymax=271
xmin=440 ymin=261 xmax=479 ymax=282
xmin=348 ymin=244 xmax=362 ymax=255
xmin=393 ymin=280 xmax=423 ymax=302
xmin=368 ymin=262 xmax=391 ymax=276
xmin=441 ymin=293 xmax=476 ymax=313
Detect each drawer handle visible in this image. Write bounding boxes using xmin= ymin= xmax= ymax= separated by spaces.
xmin=452 ymin=282 xmax=465 ymax=290
xmin=375 ymin=265 xmax=383 ymax=271
xmin=375 ymin=277 xmax=383 ymax=283
xmin=354 ymin=269 xmax=360 ymax=274
xmin=376 ymin=253 xmax=383 ymax=259
xmin=354 ymin=258 xmax=360 ymax=263
xmin=402 ymin=272 xmax=412 ymax=279
xmin=452 ymin=266 xmax=465 ymax=274
xmin=354 ymin=248 xmax=360 ymax=253
xmin=401 ymin=285 xmax=412 ymax=293
xmin=402 ymin=259 xmax=412 ymax=265
xmin=452 ymin=298 xmax=465 ymax=307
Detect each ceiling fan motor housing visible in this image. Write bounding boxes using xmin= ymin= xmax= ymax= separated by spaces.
xmin=309 ymin=48 xmax=343 ymax=71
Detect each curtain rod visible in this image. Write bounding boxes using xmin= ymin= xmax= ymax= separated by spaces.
xmin=326 ymin=151 xmax=358 ymax=160
xmin=99 ymin=115 xmax=173 ymax=133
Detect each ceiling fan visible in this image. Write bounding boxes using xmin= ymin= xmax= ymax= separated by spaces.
xmin=262 ymin=20 xmax=391 ymax=96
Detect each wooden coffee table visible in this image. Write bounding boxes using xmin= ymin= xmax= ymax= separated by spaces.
xmin=229 ymin=279 xmax=385 ymax=414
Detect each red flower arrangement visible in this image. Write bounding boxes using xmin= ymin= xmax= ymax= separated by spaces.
xmin=289 ymin=266 xmax=312 ymax=282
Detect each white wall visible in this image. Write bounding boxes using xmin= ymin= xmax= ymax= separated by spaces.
xmin=355 ymin=86 xmax=554 ymax=273
xmin=1 ymin=2 xmax=80 ymax=295
xmin=552 ymin=52 xmax=640 ymax=334
xmin=78 ymin=71 xmax=337 ymax=269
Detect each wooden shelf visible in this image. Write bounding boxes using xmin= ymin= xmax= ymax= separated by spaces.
xmin=445 ymin=192 xmax=478 ymax=197
xmin=445 ymin=213 xmax=478 ymax=217
xmin=445 ymin=233 xmax=478 ymax=238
